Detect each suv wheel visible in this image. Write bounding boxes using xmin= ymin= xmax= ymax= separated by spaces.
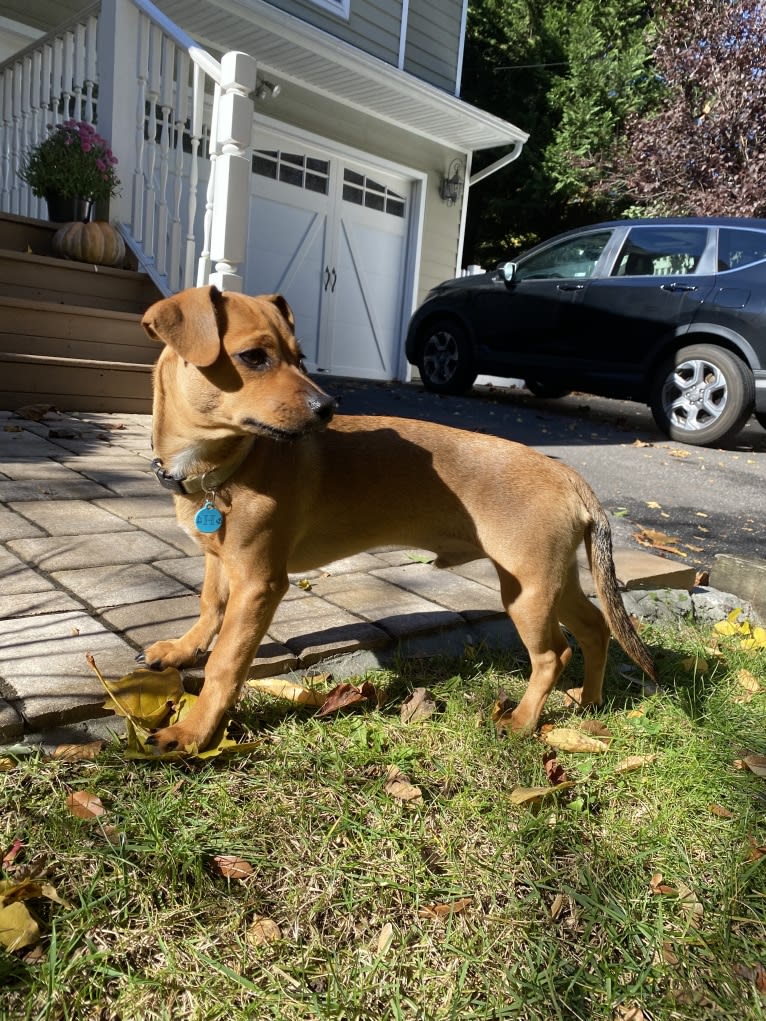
xmin=650 ymin=344 xmax=755 ymax=446
xmin=417 ymin=319 xmax=477 ymax=395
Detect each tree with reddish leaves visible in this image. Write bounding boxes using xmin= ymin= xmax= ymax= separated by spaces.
xmin=602 ymin=0 xmax=766 ymax=217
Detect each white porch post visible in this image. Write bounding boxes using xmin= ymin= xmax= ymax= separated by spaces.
xmin=96 ymin=0 xmax=140 ymax=227
xmin=208 ymin=51 xmax=256 ymax=293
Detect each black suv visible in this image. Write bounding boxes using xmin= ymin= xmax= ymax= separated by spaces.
xmin=405 ymin=217 xmax=766 ymax=446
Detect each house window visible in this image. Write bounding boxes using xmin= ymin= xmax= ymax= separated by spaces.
xmin=342 ymin=169 xmax=406 ymax=218
xmin=253 ymin=150 xmax=330 ymax=195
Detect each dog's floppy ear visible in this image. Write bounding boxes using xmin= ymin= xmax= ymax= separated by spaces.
xmin=142 ymin=285 xmax=222 ymax=367
xmin=263 ymin=294 xmax=295 ymax=332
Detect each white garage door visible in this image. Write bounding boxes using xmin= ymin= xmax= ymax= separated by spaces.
xmin=245 ymin=134 xmax=414 ymax=380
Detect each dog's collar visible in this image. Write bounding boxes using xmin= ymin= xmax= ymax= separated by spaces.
xmin=150 ymin=439 xmax=254 ymax=495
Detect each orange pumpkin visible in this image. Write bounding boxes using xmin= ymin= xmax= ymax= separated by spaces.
xmin=52 ymin=220 xmax=126 ymax=267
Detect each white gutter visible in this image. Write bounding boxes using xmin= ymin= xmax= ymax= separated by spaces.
xmin=469 ymin=139 xmax=525 ymax=186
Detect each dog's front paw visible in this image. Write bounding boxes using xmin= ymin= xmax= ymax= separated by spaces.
xmin=145 ymin=722 xmax=203 ymax=756
xmin=138 ymin=639 xmax=202 ymax=671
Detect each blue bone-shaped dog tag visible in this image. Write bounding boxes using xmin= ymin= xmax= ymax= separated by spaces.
xmin=194 ymin=499 xmax=223 ymax=534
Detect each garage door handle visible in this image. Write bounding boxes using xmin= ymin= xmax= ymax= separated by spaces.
xmin=330 ymin=268 xmax=337 ymax=292
xmin=324 ymin=267 xmax=331 ymax=291
xmin=557 ymin=283 xmax=584 ymax=291
xmin=661 ymin=282 xmax=698 ymax=292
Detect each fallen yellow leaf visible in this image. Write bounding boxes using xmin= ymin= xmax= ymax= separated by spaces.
xmin=247 ymin=678 xmax=327 ymax=706
xmin=509 ymin=782 xmax=576 ymax=806
xmin=542 ymin=727 xmax=610 ymax=754
xmin=614 ymin=754 xmax=658 ymax=774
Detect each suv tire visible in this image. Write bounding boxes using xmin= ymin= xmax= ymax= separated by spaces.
xmin=416 ymin=318 xmax=477 ymax=395
xmin=650 ymin=344 xmax=755 ymax=446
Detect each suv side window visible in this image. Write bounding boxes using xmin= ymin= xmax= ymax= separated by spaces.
xmin=612 ymin=227 xmax=707 ymax=277
xmin=515 ymin=230 xmax=612 ymax=282
xmin=717 ymin=227 xmax=766 ymax=271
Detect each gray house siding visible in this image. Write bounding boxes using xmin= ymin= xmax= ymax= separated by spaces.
xmin=265 ymin=0 xmax=403 ymax=65
xmin=402 ymin=0 xmax=463 ymax=92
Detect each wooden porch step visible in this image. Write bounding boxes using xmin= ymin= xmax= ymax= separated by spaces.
xmin=0 ymin=351 xmax=153 ymax=413
xmin=0 ymin=296 xmax=158 ymax=364
xmin=0 ymin=249 xmax=159 ymax=314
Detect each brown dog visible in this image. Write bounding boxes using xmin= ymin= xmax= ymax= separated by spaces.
xmin=140 ymin=284 xmax=655 ymax=753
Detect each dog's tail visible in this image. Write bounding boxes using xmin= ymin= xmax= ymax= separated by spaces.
xmin=575 ymin=476 xmax=658 ymax=682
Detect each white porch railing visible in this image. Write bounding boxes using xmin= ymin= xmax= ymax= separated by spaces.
xmin=0 ymin=0 xmax=256 ymax=294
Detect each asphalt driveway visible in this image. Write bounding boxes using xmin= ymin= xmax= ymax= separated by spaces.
xmin=321 ymin=377 xmax=766 ymax=573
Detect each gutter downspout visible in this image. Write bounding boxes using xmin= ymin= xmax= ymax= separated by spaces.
xmin=456 ymin=138 xmax=525 ymax=272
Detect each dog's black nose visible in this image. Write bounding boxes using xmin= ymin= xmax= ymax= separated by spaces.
xmin=310 ymin=393 xmax=337 ymax=423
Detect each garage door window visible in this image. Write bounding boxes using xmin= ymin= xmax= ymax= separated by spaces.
xmin=342 ymin=169 xmax=406 ymax=218
xmin=253 ymin=150 xmax=330 ymax=195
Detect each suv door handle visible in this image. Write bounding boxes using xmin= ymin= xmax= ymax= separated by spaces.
xmin=556 ymin=283 xmax=584 ymax=291
xmin=661 ymin=282 xmax=698 ymax=292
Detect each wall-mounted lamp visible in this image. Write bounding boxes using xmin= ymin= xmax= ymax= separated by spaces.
xmin=256 ymin=78 xmax=281 ymax=100
xmin=439 ymin=158 xmax=464 ymax=205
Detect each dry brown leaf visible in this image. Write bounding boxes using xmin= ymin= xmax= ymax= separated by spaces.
xmin=661 ymin=942 xmax=680 ymax=965
xmin=0 ymin=756 xmax=17 ymax=772
xmin=509 ymin=782 xmax=575 ymax=807
xmin=709 ymin=803 xmax=735 ymax=819
xmin=633 ymin=526 xmax=688 ymax=557
xmin=734 ymin=962 xmax=766 ymax=992
xmin=579 ymin=720 xmax=613 ymax=740
xmin=676 ymin=881 xmax=703 ymax=927
xmin=649 ymin=873 xmax=677 ymax=895
xmin=549 ymin=892 xmax=567 ymax=919
xmin=384 ymin=764 xmax=423 ymax=804
xmin=212 ymin=855 xmax=254 ymax=880
xmin=614 ymin=1006 xmax=647 ymax=1021
xmin=735 ymin=753 xmax=766 ymax=778
xmin=247 ymin=915 xmax=281 ymax=946
xmin=247 ymin=677 xmax=327 ymax=707
xmin=418 ymin=896 xmax=472 ymax=919
xmin=543 ymin=750 xmax=571 ymax=786
xmin=491 ymin=690 xmax=515 ymax=724
xmin=746 ymin=836 xmax=766 ymax=862
xmin=66 ymin=790 xmax=106 ymax=820
xmin=2 ymin=839 xmax=25 ymax=870
xmin=400 ymin=687 xmax=440 ymax=724
xmin=376 ymin=922 xmax=395 ymax=955
xmin=13 ymin=404 xmax=56 ymax=422
xmin=733 ymin=669 xmax=762 ymax=703
xmin=317 ymin=681 xmax=377 ymax=717
xmin=668 ymin=448 xmax=691 ymax=459
xmin=543 ymin=727 xmax=609 ymax=754
xmin=614 ymin=754 xmax=658 ymax=774
xmin=51 ymin=741 xmax=105 ymax=762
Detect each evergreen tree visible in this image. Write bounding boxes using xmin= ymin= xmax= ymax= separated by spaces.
xmin=461 ymin=0 xmax=653 ymax=265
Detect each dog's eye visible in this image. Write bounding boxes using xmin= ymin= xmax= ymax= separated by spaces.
xmin=238 ymin=348 xmax=270 ymax=370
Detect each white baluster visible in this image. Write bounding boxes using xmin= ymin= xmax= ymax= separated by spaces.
xmin=143 ymin=23 xmax=162 ymax=258
xmin=169 ymin=50 xmax=189 ymax=291
xmin=156 ymin=35 xmax=174 ymax=276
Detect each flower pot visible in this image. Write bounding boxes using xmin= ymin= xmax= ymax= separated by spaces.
xmin=45 ymin=194 xmax=92 ymax=223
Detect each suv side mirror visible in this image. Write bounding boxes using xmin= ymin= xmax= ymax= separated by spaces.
xmin=502 ymin=261 xmax=517 ymax=286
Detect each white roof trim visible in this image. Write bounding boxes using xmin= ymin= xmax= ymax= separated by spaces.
xmin=198 ymin=0 xmax=529 ymax=153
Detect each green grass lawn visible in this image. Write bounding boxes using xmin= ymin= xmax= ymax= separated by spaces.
xmin=1 ymin=619 xmax=765 ymax=1021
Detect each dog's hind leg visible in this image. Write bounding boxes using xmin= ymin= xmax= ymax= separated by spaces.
xmin=141 ymin=552 xmax=229 ymax=669
xmin=557 ymin=561 xmax=610 ymax=711
xmin=495 ymin=565 xmax=573 ymax=733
